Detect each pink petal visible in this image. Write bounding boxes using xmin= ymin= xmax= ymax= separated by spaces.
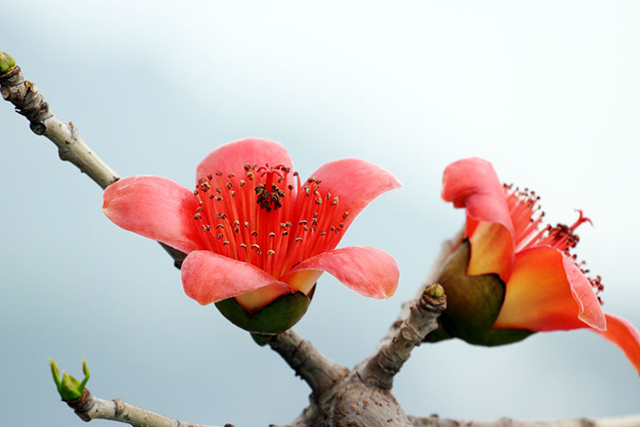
xmin=103 ymin=176 xmax=203 ymax=254
xmin=196 ymin=138 xmax=294 ymax=184
xmin=441 ymin=158 xmax=515 ymax=281
xmin=597 ymin=314 xmax=640 ymax=376
xmin=281 ymin=246 xmax=399 ymax=299
xmin=181 ymin=250 xmax=292 ymax=305
xmin=309 ymin=158 xmax=401 ymax=231
xmin=493 ymin=246 xmax=606 ymax=331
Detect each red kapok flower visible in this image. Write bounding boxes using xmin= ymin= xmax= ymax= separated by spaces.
xmin=103 ymin=138 xmax=401 ymax=334
xmin=436 ymin=157 xmax=640 ymax=375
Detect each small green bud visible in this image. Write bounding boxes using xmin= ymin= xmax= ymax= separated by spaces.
xmin=49 ymin=358 xmax=90 ymax=401
xmin=216 ymin=289 xmax=313 ymax=335
xmin=0 ymin=51 xmax=16 ymax=74
xmin=425 ymin=283 xmax=445 ymax=299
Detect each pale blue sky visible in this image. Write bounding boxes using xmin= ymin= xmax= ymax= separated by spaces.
xmin=2 ymin=2 xmax=639 ymax=426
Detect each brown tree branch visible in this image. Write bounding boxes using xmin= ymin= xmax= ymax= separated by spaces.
xmin=408 ymin=414 xmax=640 ymax=427
xmin=374 ymin=229 xmax=463 ymax=364
xmin=65 ymin=388 xmax=226 ymax=427
xmin=268 ymin=329 xmax=350 ymax=396
xmin=357 ymin=284 xmax=446 ymax=390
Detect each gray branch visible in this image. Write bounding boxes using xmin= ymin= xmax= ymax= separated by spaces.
xmin=378 ymin=228 xmax=463 ymax=351
xmin=66 ymin=388 xmax=225 ymax=427
xmin=409 ymin=415 xmax=640 ymax=427
xmin=0 ymin=63 xmax=187 ymax=266
xmin=0 ymin=66 xmax=119 ymax=189
xmin=268 ymin=329 xmax=350 ymax=396
xmin=357 ymin=284 xmax=446 ymax=390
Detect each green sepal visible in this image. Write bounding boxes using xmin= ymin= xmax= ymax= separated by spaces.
xmin=426 ymin=241 xmax=533 ymax=346
xmin=0 ymin=51 xmax=16 ymax=74
xmin=216 ymin=289 xmax=313 ymax=335
xmin=49 ymin=357 xmax=90 ymax=401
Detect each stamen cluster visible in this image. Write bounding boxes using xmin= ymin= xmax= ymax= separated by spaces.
xmin=503 ymin=184 xmax=604 ymax=303
xmin=191 ymin=163 xmax=349 ymax=279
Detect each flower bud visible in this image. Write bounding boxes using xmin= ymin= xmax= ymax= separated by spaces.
xmin=427 ymin=241 xmax=532 ymax=346
xmin=0 ymin=51 xmax=15 ymax=74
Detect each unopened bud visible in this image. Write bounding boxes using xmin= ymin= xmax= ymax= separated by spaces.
xmin=425 ymin=283 xmax=445 ymax=299
xmin=0 ymin=51 xmax=16 ymax=74
xmin=50 ymin=357 xmax=90 ymax=401
xmin=425 ymin=241 xmax=532 ymax=346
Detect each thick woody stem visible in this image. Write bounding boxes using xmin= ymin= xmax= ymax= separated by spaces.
xmin=408 ymin=414 xmax=640 ymax=427
xmin=358 ymin=284 xmax=447 ymax=390
xmin=378 ymin=228 xmax=464 ymax=350
xmin=65 ymin=388 xmax=224 ymax=427
xmin=0 ymin=66 xmax=119 ymax=189
xmin=268 ymin=329 xmax=350 ymax=396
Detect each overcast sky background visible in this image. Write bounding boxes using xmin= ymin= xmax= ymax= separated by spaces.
xmin=2 ymin=2 xmax=640 ymax=426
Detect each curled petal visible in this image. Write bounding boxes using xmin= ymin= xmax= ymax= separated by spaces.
xmin=182 ymin=251 xmax=292 ymax=305
xmin=466 ymin=221 xmax=513 ymax=281
xmin=597 ymin=314 xmax=640 ymax=376
xmin=196 ymin=138 xmax=294 ymax=185
xmin=442 ymin=158 xmax=515 ymax=281
xmin=282 ymin=246 xmax=399 ymax=299
xmin=309 ymin=158 xmax=401 ymax=231
xmin=103 ymin=176 xmax=203 ymax=254
xmin=493 ymin=246 xmax=606 ymax=332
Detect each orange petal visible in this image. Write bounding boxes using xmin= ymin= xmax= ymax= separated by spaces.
xmin=597 ymin=314 xmax=640 ymax=376
xmin=493 ymin=246 xmax=605 ymax=331
xmin=441 ymin=158 xmax=515 ymax=282
xmin=466 ymin=221 xmax=513 ymax=281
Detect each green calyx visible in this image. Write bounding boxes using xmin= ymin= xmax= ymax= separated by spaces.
xmin=50 ymin=358 xmax=90 ymax=401
xmin=427 ymin=241 xmax=533 ymax=346
xmin=215 ymin=288 xmax=313 ymax=335
xmin=0 ymin=51 xmax=16 ymax=74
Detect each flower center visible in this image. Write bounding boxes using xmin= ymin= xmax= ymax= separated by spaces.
xmin=191 ymin=163 xmax=348 ymax=279
xmin=503 ymin=184 xmax=604 ymax=303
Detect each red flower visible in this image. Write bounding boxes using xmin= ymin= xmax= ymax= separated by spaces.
xmin=103 ymin=138 xmax=400 ymax=333
xmin=440 ymin=157 xmax=640 ymax=374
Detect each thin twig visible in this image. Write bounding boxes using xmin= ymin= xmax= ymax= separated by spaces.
xmin=268 ymin=329 xmax=350 ymax=396
xmin=0 ymin=66 xmax=119 ymax=189
xmin=66 ymin=388 xmax=225 ymax=427
xmin=0 ymin=63 xmax=186 ymax=265
xmin=357 ymin=284 xmax=447 ymax=390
